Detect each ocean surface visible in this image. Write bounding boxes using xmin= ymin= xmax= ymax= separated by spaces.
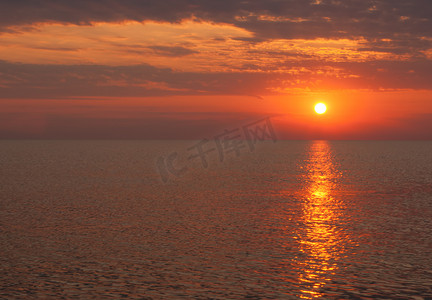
xmin=1 ymin=140 xmax=432 ymax=299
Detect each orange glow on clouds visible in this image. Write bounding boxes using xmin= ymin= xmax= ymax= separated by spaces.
xmin=0 ymin=21 xmax=399 ymax=72
xmin=0 ymin=21 xmax=252 ymax=69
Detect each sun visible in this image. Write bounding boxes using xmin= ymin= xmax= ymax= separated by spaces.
xmin=314 ymin=103 xmax=327 ymax=114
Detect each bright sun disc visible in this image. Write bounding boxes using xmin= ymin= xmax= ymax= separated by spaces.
xmin=315 ymin=103 xmax=327 ymax=114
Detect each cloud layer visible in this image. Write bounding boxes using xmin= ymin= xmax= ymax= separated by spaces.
xmin=0 ymin=0 xmax=430 ymax=98
xmin=2 ymin=0 xmax=431 ymax=52
xmin=1 ymin=1 xmax=431 ymax=139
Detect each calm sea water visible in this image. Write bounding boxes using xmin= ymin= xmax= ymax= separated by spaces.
xmin=1 ymin=140 xmax=432 ymax=299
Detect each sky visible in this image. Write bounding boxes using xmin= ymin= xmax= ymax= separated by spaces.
xmin=1 ymin=0 xmax=431 ymax=139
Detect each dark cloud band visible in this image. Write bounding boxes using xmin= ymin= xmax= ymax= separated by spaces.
xmin=2 ymin=0 xmax=431 ymax=42
xmin=1 ymin=59 xmax=432 ymax=99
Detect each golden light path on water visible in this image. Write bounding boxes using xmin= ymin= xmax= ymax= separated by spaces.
xmin=296 ymin=141 xmax=348 ymax=299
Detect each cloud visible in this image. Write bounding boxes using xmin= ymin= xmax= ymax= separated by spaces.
xmin=0 ymin=60 xmax=270 ymax=98
xmin=147 ymin=45 xmax=198 ymax=57
xmin=1 ymin=0 xmax=431 ymax=57
xmin=2 ymin=58 xmax=432 ymax=99
xmin=0 ymin=21 xmax=250 ymax=67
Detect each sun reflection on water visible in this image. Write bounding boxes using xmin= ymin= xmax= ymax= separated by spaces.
xmin=296 ymin=141 xmax=347 ymax=299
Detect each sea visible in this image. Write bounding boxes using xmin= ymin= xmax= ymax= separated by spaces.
xmin=1 ymin=140 xmax=431 ymax=299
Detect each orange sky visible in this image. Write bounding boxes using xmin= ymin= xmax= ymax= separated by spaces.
xmin=1 ymin=1 xmax=431 ymax=139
